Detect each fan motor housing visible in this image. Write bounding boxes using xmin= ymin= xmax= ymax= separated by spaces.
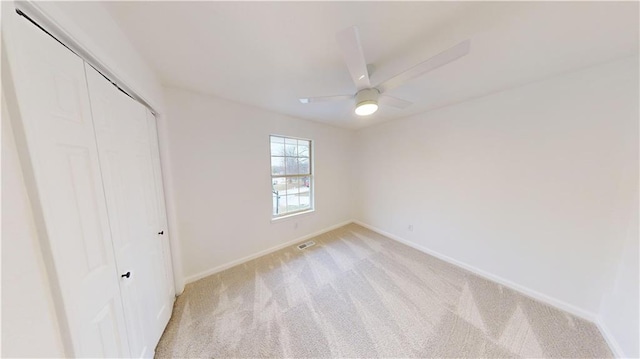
xmin=355 ymin=88 xmax=380 ymax=107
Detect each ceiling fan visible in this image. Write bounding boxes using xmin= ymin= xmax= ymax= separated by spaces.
xmin=299 ymin=26 xmax=470 ymax=116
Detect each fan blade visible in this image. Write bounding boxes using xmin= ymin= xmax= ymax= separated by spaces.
xmin=299 ymin=95 xmax=352 ymax=104
xmin=376 ymin=39 xmax=470 ymax=94
xmin=380 ymin=95 xmax=412 ymax=109
xmin=336 ymin=26 xmax=371 ymax=90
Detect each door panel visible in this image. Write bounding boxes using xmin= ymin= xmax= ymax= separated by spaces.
xmin=145 ymin=111 xmax=175 ymax=342
xmin=85 ymin=65 xmax=173 ymax=356
xmin=85 ymin=301 xmax=126 ymax=358
xmin=85 ymin=65 xmax=153 ymax=358
xmin=3 ymin=12 xmax=130 ymax=358
xmin=147 ymin=111 xmax=176 ymax=301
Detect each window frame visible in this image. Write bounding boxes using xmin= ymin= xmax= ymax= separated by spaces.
xmin=270 ymin=134 xmax=314 ymax=220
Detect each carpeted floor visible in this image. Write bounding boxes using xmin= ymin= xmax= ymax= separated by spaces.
xmin=155 ymin=224 xmax=612 ymax=358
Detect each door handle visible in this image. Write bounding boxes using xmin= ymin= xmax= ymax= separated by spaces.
xmin=158 ymin=230 xmax=164 ymax=235
xmin=121 ymin=272 xmax=131 ymax=278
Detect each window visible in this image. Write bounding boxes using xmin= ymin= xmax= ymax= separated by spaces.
xmin=270 ymin=135 xmax=313 ymax=218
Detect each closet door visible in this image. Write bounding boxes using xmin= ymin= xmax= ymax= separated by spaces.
xmin=85 ymin=66 xmax=172 ymax=356
xmin=3 ymin=12 xmax=131 ymax=358
xmin=85 ymin=65 xmax=153 ymax=358
xmin=145 ymin=110 xmax=175 ymax=341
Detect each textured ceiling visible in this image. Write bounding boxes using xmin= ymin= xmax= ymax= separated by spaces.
xmin=105 ymin=2 xmax=639 ymax=129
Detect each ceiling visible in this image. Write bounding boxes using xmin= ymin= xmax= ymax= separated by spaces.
xmin=105 ymin=2 xmax=638 ymax=129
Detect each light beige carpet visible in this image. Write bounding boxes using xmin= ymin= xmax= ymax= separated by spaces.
xmin=155 ymin=224 xmax=612 ymax=358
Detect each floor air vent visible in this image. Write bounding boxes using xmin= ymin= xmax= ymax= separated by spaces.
xmin=297 ymin=241 xmax=316 ymax=250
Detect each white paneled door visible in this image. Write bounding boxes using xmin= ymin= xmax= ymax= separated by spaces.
xmin=4 ymin=10 xmax=175 ymax=358
xmin=86 ymin=66 xmax=173 ymax=357
xmin=4 ymin=11 xmax=131 ymax=358
xmin=85 ymin=65 xmax=154 ymax=358
xmin=145 ymin=109 xmax=176 ymax=341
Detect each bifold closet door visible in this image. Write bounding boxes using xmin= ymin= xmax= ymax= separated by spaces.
xmin=3 ymin=12 xmax=131 ymax=358
xmin=85 ymin=65 xmax=173 ymax=355
xmin=145 ymin=109 xmax=176 ymax=338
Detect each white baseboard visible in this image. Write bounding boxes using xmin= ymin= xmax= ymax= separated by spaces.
xmin=184 ymin=220 xmax=354 ymax=284
xmin=353 ymin=220 xmax=598 ymax=322
xmin=596 ymin=318 xmax=626 ymax=358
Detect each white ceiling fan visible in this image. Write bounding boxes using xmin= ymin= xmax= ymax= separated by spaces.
xmin=299 ymin=26 xmax=470 ymax=116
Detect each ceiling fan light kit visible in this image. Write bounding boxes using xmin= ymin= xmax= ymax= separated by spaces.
xmin=299 ymin=26 xmax=470 ymax=119
xmin=355 ymin=88 xmax=379 ymax=116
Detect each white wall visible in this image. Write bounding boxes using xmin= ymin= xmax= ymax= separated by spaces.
xmin=1 ymin=90 xmax=65 ymax=357
xmin=163 ymin=87 xmax=354 ymax=281
xmin=354 ymin=56 xmax=638 ymax=319
xmin=598 ymin=185 xmax=639 ymax=358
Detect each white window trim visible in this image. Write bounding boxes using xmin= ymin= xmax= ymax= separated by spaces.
xmin=271 ymin=209 xmax=316 ymax=222
xmin=270 ymin=134 xmax=314 ymax=220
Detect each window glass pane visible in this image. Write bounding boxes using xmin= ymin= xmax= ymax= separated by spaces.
xmin=285 ymin=156 xmax=299 ymax=175
xmin=299 ymin=176 xmax=311 ymax=210
xmin=285 ymin=179 xmax=300 ymax=212
xmin=298 ymin=142 xmax=310 ymax=158
xmin=286 ymin=193 xmax=300 ymax=212
xmin=287 ymin=177 xmax=303 ymax=192
xmin=272 ymin=177 xmax=287 ymax=216
xmin=271 ymin=157 xmax=285 ymax=175
xmin=270 ymin=137 xmax=285 ymax=156
xmin=272 ymin=176 xmax=286 ymax=193
xmin=298 ymin=157 xmax=310 ymax=174
xmin=285 ymin=138 xmax=297 ymax=156
xmin=272 ymin=192 xmax=279 ymax=216
xmin=270 ymin=143 xmax=282 ymax=156
xmin=279 ymin=194 xmax=288 ymax=215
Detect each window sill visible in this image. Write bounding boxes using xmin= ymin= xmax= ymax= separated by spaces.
xmin=271 ymin=209 xmax=315 ymax=222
